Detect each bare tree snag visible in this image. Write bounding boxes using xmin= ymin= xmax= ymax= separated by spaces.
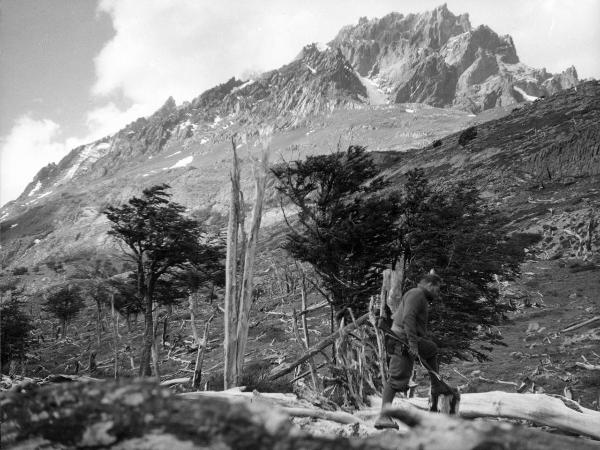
xmin=224 ymin=137 xmax=243 ymax=389
xmin=269 ymin=313 xmax=370 ymax=381
xmin=235 ymin=129 xmax=270 ymax=377
xmin=224 ymin=130 xmax=271 ymax=388
xmin=369 ymin=295 xmax=386 ymax=387
xmin=300 ymin=277 xmax=320 ymax=390
xmin=188 ymin=292 xmax=199 ymax=344
xmin=110 ymin=294 xmax=118 ymax=379
xmin=192 ymin=314 xmax=215 ymax=390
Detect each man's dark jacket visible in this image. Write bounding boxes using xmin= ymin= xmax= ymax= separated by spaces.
xmin=391 ymin=287 xmax=433 ymax=352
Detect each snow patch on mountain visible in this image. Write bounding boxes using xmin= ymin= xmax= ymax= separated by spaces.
xmin=166 ymin=151 xmax=181 ymax=157
xmin=232 ymin=80 xmax=255 ymax=93
xmin=316 ymin=42 xmax=330 ymax=52
xmin=61 ymin=141 xmax=113 ymax=182
xmin=170 ymin=156 xmax=194 ymax=169
xmin=514 ymin=86 xmax=538 ymax=102
xmin=305 ymin=64 xmax=317 ymax=75
xmin=28 ymin=181 xmax=42 ymax=197
xmin=357 ymin=75 xmax=388 ymax=105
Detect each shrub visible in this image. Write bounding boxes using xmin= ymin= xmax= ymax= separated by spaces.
xmin=458 ymin=126 xmax=477 ymax=146
xmin=1 ymin=299 xmax=35 ymax=369
xmin=432 ymin=139 xmax=442 ymax=148
xmin=43 ymin=286 xmax=85 ymax=337
xmin=12 ymin=267 xmax=28 ymax=276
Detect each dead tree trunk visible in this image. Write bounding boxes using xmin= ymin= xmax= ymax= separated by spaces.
xmin=224 ymin=137 xmax=244 ymax=389
xmin=235 ymin=136 xmax=269 ymax=378
xmin=300 ymin=277 xmax=320 ymax=390
xmin=224 ymin=130 xmax=271 ymax=389
xmin=188 ymin=292 xmax=199 ymax=344
xmin=371 ymin=266 xmax=404 ymax=387
xmin=95 ymin=298 xmax=102 ymax=347
xmin=111 ymin=293 xmax=118 ymax=379
xmin=139 ymin=293 xmax=153 ymax=377
xmin=192 ymin=314 xmax=215 ymax=390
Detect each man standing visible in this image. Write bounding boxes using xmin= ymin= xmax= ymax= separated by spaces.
xmin=374 ymin=273 xmax=446 ymax=430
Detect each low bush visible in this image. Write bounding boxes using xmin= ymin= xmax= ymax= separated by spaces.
xmin=12 ymin=267 xmax=28 ymax=276
xmin=458 ymin=126 xmax=477 ymax=146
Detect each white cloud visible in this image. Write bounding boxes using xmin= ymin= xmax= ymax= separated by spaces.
xmin=0 ymin=115 xmax=85 ymax=206
xmin=85 ymin=102 xmax=150 ymax=140
xmin=92 ymin=0 xmax=326 ymax=112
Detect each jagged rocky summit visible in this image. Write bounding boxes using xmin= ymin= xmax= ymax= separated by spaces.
xmin=331 ymin=4 xmax=579 ymax=112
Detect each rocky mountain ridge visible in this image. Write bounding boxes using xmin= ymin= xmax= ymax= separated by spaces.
xmin=0 ymin=5 xmax=592 ymax=269
xmin=331 ymin=4 xmax=579 ymax=112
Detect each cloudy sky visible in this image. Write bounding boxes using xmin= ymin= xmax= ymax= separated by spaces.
xmin=1 ymin=0 xmax=599 ymax=206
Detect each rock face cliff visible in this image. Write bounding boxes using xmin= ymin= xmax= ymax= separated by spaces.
xmin=330 ymin=4 xmax=579 ymax=112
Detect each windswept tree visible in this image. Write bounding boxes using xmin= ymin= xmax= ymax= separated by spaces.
xmin=104 ymin=184 xmax=223 ymax=376
xmin=395 ymin=169 xmax=529 ymax=360
xmin=43 ymin=286 xmax=85 ymax=338
xmin=274 ymin=152 xmax=530 ymax=360
xmin=1 ymin=297 xmax=35 ymax=372
xmin=272 ymin=145 xmax=401 ymax=319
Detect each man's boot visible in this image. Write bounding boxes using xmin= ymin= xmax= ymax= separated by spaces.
xmin=374 ymin=384 xmax=399 ymax=430
xmin=429 ymin=377 xmax=460 ymax=414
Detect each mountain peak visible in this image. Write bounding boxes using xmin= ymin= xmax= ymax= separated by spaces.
xmin=331 ymin=4 xmax=577 ymax=112
xmin=159 ymin=96 xmax=177 ymax=113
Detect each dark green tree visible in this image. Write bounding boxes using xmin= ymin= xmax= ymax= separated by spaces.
xmin=397 ymin=169 xmax=528 ymax=360
xmin=104 ymin=184 xmax=224 ymax=376
xmin=272 ymin=146 xmax=401 ymax=319
xmin=43 ymin=286 xmax=85 ymax=338
xmin=1 ymin=298 xmax=35 ymax=371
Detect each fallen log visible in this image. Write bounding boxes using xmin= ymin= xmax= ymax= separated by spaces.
xmin=268 ymin=313 xmax=370 ymax=380
xmin=561 ymin=316 xmax=600 ymax=333
xmin=180 ymin=387 xmax=310 ymax=408
xmin=477 ymin=376 xmax=519 ymax=387
xmin=181 ymin=388 xmax=361 ymax=424
xmin=398 ymin=391 xmax=600 ymax=440
xmin=576 ymin=362 xmax=600 ymax=371
xmin=384 ymin=401 xmax=600 ymax=450
xmin=280 ymin=407 xmax=361 ymax=425
xmin=160 ymin=377 xmax=190 ymax=387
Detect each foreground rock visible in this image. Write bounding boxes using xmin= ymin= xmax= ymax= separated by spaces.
xmin=2 ymin=380 xmax=599 ymax=449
